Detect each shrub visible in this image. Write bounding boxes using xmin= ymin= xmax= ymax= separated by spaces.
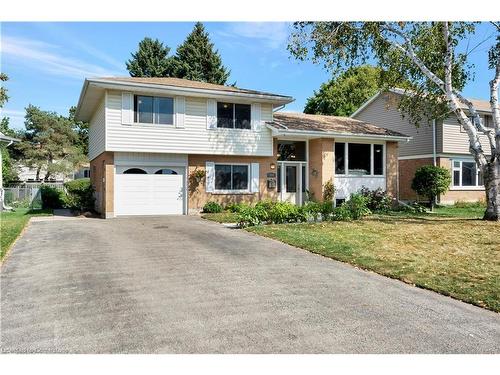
xmin=411 ymin=165 xmax=451 ymax=210
xmin=63 ymin=178 xmax=95 ymax=212
xmin=322 ymin=179 xmax=335 ymax=202
xmin=342 ymin=193 xmax=371 ymax=220
xmin=359 ymin=186 xmax=393 ymax=212
xmin=40 ymin=185 xmax=65 ymax=209
xmin=237 ymin=205 xmax=269 ymax=227
xmin=225 ymin=202 xmax=248 ymax=213
xmin=202 ymin=201 xmax=222 ymax=213
xmin=255 ymin=199 xmax=276 ymax=212
xmin=269 ymin=201 xmax=299 ymax=224
xmin=331 ymin=205 xmax=353 ymax=221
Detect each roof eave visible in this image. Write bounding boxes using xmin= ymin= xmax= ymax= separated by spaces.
xmin=87 ymin=78 xmax=294 ymax=104
xmin=266 ymin=123 xmax=412 ymax=142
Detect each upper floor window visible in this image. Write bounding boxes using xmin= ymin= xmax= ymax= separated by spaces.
xmin=277 ymin=141 xmax=306 ymax=161
xmin=217 ymin=102 xmax=251 ymax=129
xmin=452 ymin=160 xmax=483 ymax=188
xmin=134 ymin=95 xmax=174 ymax=125
xmin=335 ymin=142 xmax=384 ymax=176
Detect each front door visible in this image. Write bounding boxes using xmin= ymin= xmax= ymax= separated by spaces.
xmin=279 ymin=163 xmax=301 ymax=204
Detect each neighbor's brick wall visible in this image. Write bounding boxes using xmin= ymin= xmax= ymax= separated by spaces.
xmin=90 ymin=151 xmax=114 ymax=217
xmin=398 ymin=157 xmax=434 ymax=200
xmin=308 ymin=138 xmax=335 ymax=201
xmin=385 ymin=141 xmax=399 ymax=200
xmin=188 ymin=147 xmax=278 ymax=212
xmin=437 ymin=157 xmax=486 ymax=204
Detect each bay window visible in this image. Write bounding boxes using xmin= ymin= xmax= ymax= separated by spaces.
xmin=134 ymin=95 xmax=174 ymax=125
xmin=215 ymin=164 xmax=249 ymax=191
xmin=217 ymin=102 xmax=251 ymax=129
xmin=452 ymin=160 xmax=483 ymax=188
xmin=334 ymin=142 xmax=384 ymax=176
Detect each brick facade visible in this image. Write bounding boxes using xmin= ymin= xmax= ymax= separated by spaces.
xmin=308 ymin=138 xmax=335 ymax=201
xmin=90 ymin=151 xmax=114 ymax=218
xmin=385 ymin=141 xmax=399 ymax=200
xmin=398 ymin=157 xmax=434 ymax=200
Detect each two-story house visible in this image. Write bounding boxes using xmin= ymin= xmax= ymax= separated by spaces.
xmin=352 ymin=89 xmax=492 ymax=204
xmin=75 ymin=77 xmax=409 ymax=218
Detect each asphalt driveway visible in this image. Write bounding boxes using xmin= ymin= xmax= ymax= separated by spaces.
xmin=1 ymin=215 xmax=499 ymax=353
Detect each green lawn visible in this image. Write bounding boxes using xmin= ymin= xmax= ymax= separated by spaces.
xmin=0 ymin=208 xmax=53 ymax=260
xmin=247 ymin=207 xmax=500 ymax=312
xmin=202 ymin=211 xmax=239 ymax=223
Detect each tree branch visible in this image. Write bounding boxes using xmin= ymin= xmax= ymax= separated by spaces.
xmin=490 ymin=48 xmax=500 ymax=151
xmin=379 ymin=22 xmax=490 ymax=166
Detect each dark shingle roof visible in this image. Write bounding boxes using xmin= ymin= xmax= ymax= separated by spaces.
xmin=268 ymin=112 xmax=409 ymax=138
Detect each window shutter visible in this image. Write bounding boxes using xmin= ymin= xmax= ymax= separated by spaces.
xmin=175 ymin=96 xmax=185 ymax=128
xmin=206 ymin=99 xmax=217 ymax=129
xmin=121 ymin=92 xmax=133 ymax=125
xmin=251 ymin=103 xmax=261 ymax=131
xmin=250 ymin=163 xmax=260 ymax=193
xmin=205 ymin=162 xmax=215 ymax=193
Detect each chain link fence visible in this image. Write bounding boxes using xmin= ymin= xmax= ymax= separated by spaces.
xmin=3 ymin=183 xmax=65 ymax=209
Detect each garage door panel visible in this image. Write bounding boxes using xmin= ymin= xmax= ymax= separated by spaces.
xmin=114 ymin=171 xmax=185 ymax=216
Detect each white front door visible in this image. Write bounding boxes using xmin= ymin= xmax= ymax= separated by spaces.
xmin=114 ymin=167 xmax=185 ymax=216
xmin=279 ymin=163 xmax=304 ymax=205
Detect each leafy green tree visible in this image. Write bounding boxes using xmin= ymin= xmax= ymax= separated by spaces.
xmin=304 ymin=65 xmax=382 ymax=116
xmin=411 ymin=165 xmax=451 ymax=210
xmin=126 ymin=37 xmax=174 ymax=77
xmin=17 ymin=105 xmax=86 ymax=181
xmin=0 ymin=72 xmax=9 ymax=108
xmin=288 ymin=22 xmax=500 ymax=220
xmin=172 ymin=22 xmax=230 ymax=84
xmin=69 ymin=106 xmax=89 ymax=157
xmin=1 ymin=73 xmax=19 ymax=184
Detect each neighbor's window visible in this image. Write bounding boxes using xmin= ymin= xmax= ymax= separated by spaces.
xmin=348 ymin=143 xmax=371 ymax=175
xmin=334 ymin=142 xmax=384 ymax=176
xmin=217 ymin=102 xmax=251 ymax=129
xmin=215 ymin=164 xmax=249 ymax=191
xmin=134 ymin=95 xmax=174 ymax=125
xmin=452 ymin=160 xmax=483 ymax=188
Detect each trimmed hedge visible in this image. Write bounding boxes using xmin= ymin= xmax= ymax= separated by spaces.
xmin=64 ymin=178 xmax=95 ymax=212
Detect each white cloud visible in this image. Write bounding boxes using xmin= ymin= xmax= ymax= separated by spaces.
xmin=222 ymin=22 xmax=290 ymax=49
xmin=1 ymin=35 xmax=122 ymax=79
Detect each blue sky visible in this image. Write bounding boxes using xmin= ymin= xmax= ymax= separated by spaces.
xmin=1 ymin=22 xmax=497 ymax=130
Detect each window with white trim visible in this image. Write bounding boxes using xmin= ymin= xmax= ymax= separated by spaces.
xmin=334 ymin=142 xmax=384 ymax=176
xmin=452 ymin=160 xmax=483 ymax=188
xmin=217 ymin=102 xmax=251 ymax=129
xmin=134 ymin=95 xmax=174 ymax=125
xmin=214 ymin=164 xmax=249 ymax=191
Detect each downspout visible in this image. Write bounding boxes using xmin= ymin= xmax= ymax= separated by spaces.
xmin=432 ymin=119 xmax=437 ymax=166
xmin=432 ymin=119 xmax=439 ymax=205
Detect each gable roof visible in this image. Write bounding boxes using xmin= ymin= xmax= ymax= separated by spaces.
xmin=75 ymin=77 xmax=294 ymax=122
xmin=267 ymin=112 xmax=410 ymax=141
xmin=351 ymin=88 xmax=492 ymax=118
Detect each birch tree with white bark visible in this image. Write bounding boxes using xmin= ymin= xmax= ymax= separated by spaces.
xmin=289 ymin=22 xmax=500 ymax=220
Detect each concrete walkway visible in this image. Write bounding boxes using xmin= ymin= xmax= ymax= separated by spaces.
xmin=1 ymin=216 xmax=499 ymax=353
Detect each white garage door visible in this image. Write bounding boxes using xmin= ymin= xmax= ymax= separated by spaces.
xmin=114 ymin=168 xmax=185 ymax=216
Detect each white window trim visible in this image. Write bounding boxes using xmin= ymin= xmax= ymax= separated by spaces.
xmin=334 ymin=141 xmax=386 ymax=177
xmin=450 ymin=159 xmax=484 ymax=190
xmin=213 ymin=163 xmax=252 ymax=194
xmin=216 ymin=102 xmax=252 ymax=130
xmin=134 ymin=94 xmax=175 ymax=126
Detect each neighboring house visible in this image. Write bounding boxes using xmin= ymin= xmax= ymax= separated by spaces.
xmin=75 ymin=77 xmax=409 ymax=218
xmin=352 ymin=89 xmax=492 ymax=204
xmin=12 ymin=163 xmax=89 ymax=183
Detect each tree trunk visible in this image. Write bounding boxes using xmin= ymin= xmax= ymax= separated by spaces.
xmin=35 ymin=167 xmax=41 ymax=181
xmin=483 ymin=158 xmax=500 ymax=221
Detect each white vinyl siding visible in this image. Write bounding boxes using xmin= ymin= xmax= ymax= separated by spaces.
xmin=353 ymin=94 xmax=434 ymax=157
xmin=88 ymin=95 xmax=106 ymax=160
xmin=441 ymin=115 xmax=492 ymax=155
xmin=105 ymin=90 xmax=273 ymax=156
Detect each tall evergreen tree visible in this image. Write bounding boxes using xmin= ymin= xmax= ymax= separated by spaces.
xmin=126 ymin=37 xmax=174 ymax=77
xmin=172 ymin=22 xmax=230 ymax=84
